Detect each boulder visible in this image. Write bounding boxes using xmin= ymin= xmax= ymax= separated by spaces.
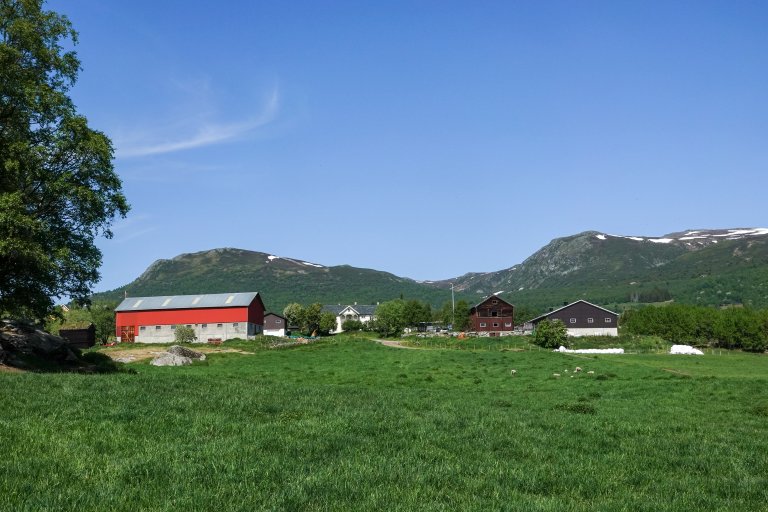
xmin=150 ymin=353 xmax=193 ymax=366
xmin=0 ymin=319 xmax=82 ymax=367
xmin=167 ymin=345 xmax=206 ymax=361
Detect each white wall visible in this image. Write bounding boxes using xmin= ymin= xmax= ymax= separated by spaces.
xmin=566 ymin=327 xmax=618 ymax=337
xmin=135 ymin=322 xmax=261 ymax=343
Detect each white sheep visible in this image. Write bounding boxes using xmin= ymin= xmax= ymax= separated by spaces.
xmin=510 ymin=369 xmax=517 ymax=376
xmin=553 ymin=373 xmax=561 ymax=378
xmin=587 ymin=371 xmax=595 ymax=375
xmin=574 ymin=367 xmax=582 ymax=373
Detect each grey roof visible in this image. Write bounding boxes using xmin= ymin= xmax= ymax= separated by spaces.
xmin=115 ymin=292 xmax=261 ymax=312
xmin=529 ymin=300 xmax=618 ymax=324
xmin=322 ymin=304 xmax=378 ymax=316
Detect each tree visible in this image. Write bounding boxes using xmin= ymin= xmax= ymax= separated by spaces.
xmin=174 ymin=325 xmax=196 ymax=344
xmin=374 ymin=299 xmax=407 ymax=337
xmin=0 ymin=1 xmax=129 ymax=320
xmin=403 ymin=299 xmax=431 ymax=327
xmin=533 ymin=319 xmax=568 ymax=349
xmin=282 ymin=303 xmax=303 ymax=328
xmin=300 ymin=303 xmax=323 ymax=336
xmin=318 ymin=311 xmax=337 ymax=335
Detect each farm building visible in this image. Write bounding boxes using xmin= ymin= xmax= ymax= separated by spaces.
xmin=59 ymin=322 xmax=96 ymax=349
xmin=115 ymin=292 xmax=265 ymax=343
xmin=322 ymin=304 xmax=377 ymax=333
xmin=263 ymin=313 xmax=287 ymax=337
xmin=529 ymin=300 xmax=618 ymax=337
xmin=469 ymin=295 xmax=514 ymax=336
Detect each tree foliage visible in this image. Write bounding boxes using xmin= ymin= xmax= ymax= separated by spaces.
xmin=0 ymin=0 xmax=129 ymax=319
xmin=533 ymin=319 xmax=569 ymax=349
xmin=374 ymin=299 xmax=407 ymax=337
xmin=282 ymin=302 xmax=335 ymax=336
xmin=174 ymin=325 xmax=196 ymax=344
xmin=621 ymin=304 xmax=768 ymax=352
xmin=341 ymin=319 xmax=363 ymax=332
xmin=45 ymin=301 xmax=117 ymax=344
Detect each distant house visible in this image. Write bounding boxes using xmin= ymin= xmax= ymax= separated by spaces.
xmin=114 ymin=292 xmax=265 ymax=343
xmin=529 ymin=300 xmax=619 ymax=337
xmin=59 ymin=322 xmax=96 ymax=349
xmin=469 ymin=295 xmax=514 ymax=336
xmin=322 ymin=304 xmax=377 ymax=333
xmin=263 ymin=313 xmax=287 ymax=337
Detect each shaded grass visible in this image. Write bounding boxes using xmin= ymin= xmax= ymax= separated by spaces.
xmin=1 ymin=337 xmax=767 ymax=511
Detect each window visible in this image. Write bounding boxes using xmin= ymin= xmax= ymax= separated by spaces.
xmin=276 ymin=319 xmax=282 ymax=324
xmin=186 ymin=325 xmax=192 ymax=328
xmin=155 ymin=325 xmax=161 ymax=330
xmin=587 ymin=318 xmax=594 ymax=324
xmin=480 ymin=322 xmax=487 ymax=327
xmin=492 ymin=299 xmax=498 ymax=305
xmin=491 ymin=311 xmax=498 ymax=317
xmin=171 ymin=325 xmax=177 ymax=330
xmin=570 ymin=318 xmax=576 ymax=324
xmin=139 ymin=326 xmax=146 ymax=331
xmin=233 ymin=323 xmax=239 ymax=327
xmin=217 ymin=323 xmax=223 ymax=328
xmin=504 ymin=322 xmax=512 ymax=327
xmin=493 ymin=322 xmax=499 ymax=327
xmin=202 ymin=324 xmax=208 ymax=329
xmin=605 ymin=317 xmax=612 ymax=323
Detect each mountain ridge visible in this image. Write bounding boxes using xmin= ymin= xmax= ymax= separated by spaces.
xmin=93 ymin=227 xmax=768 ymax=311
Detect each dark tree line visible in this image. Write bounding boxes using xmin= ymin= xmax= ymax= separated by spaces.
xmin=621 ymin=304 xmax=768 ymax=352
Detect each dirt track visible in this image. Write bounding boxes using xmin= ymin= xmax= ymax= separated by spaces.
xmin=101 ymin=346 xmax=250 ymax=362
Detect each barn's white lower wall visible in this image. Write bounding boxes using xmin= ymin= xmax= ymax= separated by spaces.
xmin=264 ymin=328 xmax=286 ymax=337
xmin=135 ymin=322 xmax=261 ymax=343
xmin=567 ymin=327 xmax=618 ymax=337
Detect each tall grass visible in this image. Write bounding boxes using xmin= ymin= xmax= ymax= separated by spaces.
xmin=1 ymin=336 xmax=766 ymax=510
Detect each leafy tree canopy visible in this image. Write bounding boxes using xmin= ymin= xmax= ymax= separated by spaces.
xmin=533 ymin=319 xmax=569 ymax=349
xmin=0 ymin=0 xmax=129 ymax=319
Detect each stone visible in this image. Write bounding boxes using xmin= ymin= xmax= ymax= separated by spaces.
xmin=167 ymin=345 xmax=206 ymax=361
xmin=0 ymin=319 xmax=82 ymax=365
xmin=150 ymin=353 xmax=193 ymax=366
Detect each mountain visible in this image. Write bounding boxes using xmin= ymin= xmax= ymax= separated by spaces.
xmin=93 ymin=228 xmax=768 ymax=312
xmin=437 ymin=228 xmax=768 ymax=309
xmin=93 ymin=248 xmax=456 ymax=312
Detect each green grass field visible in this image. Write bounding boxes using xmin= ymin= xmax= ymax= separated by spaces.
xmin=1 ymin=335 xmax=767 ymax=511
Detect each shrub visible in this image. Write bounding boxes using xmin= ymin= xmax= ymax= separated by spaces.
xmin=533 ymin=319 xmax=568 ymax=349
xmin=174 ymin=325 xmax=196 ymax=343
xmin=342 ymin=319 xmax=364 ymax=332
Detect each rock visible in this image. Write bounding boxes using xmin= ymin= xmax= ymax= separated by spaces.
xmin=167 ymin=345 xmax=206 ymax=361
xmin=0 ymin=319 xmax=82 ymax=366
xmin=150 ymin=353 xmax=193 ymax=366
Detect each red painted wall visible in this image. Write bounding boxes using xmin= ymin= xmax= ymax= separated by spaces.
xmin=470 ymin=296 xmax=514 ymax=333
xmin=115 ymin=298 xmax=265 ymax=337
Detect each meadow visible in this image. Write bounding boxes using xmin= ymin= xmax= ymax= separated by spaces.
xmin=1 ymin=335 xmax=766 ymax=511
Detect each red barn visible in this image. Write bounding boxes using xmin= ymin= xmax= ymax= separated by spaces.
xmin=114 ymin=292 xmax=265 ymax=343
xmin=469 ymin=295 xmax=514 ymax=336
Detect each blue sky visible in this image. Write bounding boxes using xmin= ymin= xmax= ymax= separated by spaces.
xmin=55 ymin=1 xmax=768 ymax=292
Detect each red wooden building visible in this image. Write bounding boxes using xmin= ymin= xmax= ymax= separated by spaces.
xmin=469 ymin=295 xmax=514 ymax=336
xmin=115 ymin=292 xmax=265 ymax=343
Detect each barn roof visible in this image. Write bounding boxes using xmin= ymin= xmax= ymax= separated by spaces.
xmin=529 ymin=300 xmax=618 ymax=324
xmin=115 ymin=292 xmax=261 ymax=312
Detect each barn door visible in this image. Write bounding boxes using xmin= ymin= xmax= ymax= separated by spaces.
xmin=120 ymin=326 xmax=135 ymax=343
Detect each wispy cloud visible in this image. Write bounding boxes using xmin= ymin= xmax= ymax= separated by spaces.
xmin=109 ymin=214 xmax=158 ymax=243
xmin=116 ymin=85 xmax=280 ymax=158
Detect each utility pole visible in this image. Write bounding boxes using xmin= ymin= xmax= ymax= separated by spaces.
xmin=451 ymin=282 xmax=455 ymax=328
